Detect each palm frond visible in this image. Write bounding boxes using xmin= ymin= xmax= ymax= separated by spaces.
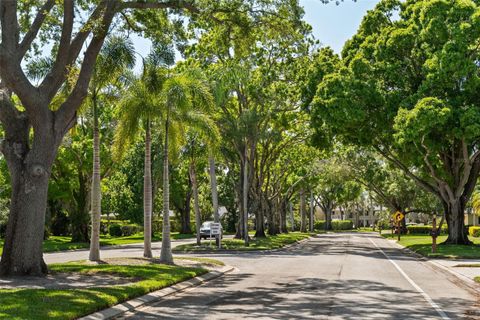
xmin=182 ymin=110 xmax=220 ymax=146
xmin=162 ymin=75 xmax=192 ymax=113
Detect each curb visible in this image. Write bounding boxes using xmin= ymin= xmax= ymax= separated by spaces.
xmin=427 ymin=259 xmax=479 ymax=292
xmin=79 ymin=265 xmax=235 ymax=320
xmin=379 ymin=235 xmax=480 ymax=294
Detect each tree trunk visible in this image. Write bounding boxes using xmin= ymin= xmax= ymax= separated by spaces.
xmin=444 ymin=200 xmax=471 ymax=245
xmin=267 ymin=198 xmax=278 ymax=236
xmin=179 ymin=181 xmax=192 ymax=234
xmin=160 ymin=119 xmax=173 ymax=264
xmin=280 ymin=199 xmax=288 ymax=233
xmin=255 ymin=195 xmax=266 ymax=238
xmin=325 ymin=205 xmax=333 ymax=231
xmin=209 ymin=155 xmax=219 ymax=222
xmin=143 ymin=121 xmax=153 ymax=258
xmin=300 ymin=189 xmax=306 ymax=232
xmin=290 ymin=202 xmax=295 ymax=231
xmin=309 ymin=191 xmax=314 ymax=232
xmin=278 ymin=199 xmax=283 ymax=234
xmin=234 ymin=179 xmax=244 ymax=239
xmin=0 ymin=116 xmax=56 ymax=276
xmin=209 ymin=155 xmax=220 ymax=246
xmin=89 ymin=102 xmax=101 ymax=261
xmin=243 ymin=147 xmax=249 ymax=246
xmin=267 ymin=198 xmax=280 ymax=235
xmin=190 ymin=161 xmax=202 ymax=246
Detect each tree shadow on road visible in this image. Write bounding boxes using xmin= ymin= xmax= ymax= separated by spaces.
xmin=127 ymin=275 xmax=475 ymax=319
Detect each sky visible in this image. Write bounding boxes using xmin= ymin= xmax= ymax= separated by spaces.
xmin=132 ymin=0 xmax=381 ymax=73
xmin=300 ymin=0 xmax=380 ymax=53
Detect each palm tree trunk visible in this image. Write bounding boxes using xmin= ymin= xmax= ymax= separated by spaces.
xmin=190 ymin=161 xmax=202 ymax=246
xmin=160 ymin=118 xmax=173 ymax=264
xmin=89 ymin=101 xmax=101 ymax=261
xmin=209 ymin=155 xmax=220 ymax=246
xmin=143 ymin=120 xmax=153 ymax=258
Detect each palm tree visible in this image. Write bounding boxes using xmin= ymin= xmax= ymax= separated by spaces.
xmin=87 ymin=36 xmax=135 ymax=261
xmin=114 ymin=63 xmax=167 ymax=258
xmin=157 ymin=72 xmax=215 ymax=263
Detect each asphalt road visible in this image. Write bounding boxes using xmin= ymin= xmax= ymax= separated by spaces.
xmin=116 ymin=232 xmax=480 ymax=320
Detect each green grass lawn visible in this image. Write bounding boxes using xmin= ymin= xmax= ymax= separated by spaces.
xmin=0 ymin=232 xmax=195 ymax=255
xmin=0 ymin=260 xmax=207 ymax=320
xmin=173 ymin=232 xmax=313 ymax=253
xmin=382 ymin=233 xmax=480 ymax=259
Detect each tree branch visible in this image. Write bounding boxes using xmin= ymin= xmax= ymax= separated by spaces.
xmin=374 ymin=145 xmax=440 ymax=197
xmin=19 ymin=0 xmax=56 ymax=57
xmin=0 ymin=1 xmax=20 ymax=51
xmin=55 ymin=1 xmax=117 ymax=138
xmin=119 ymin=0 xmax=199 ymax=14
xmin=40 ymin=1 xmax=105 ymax=99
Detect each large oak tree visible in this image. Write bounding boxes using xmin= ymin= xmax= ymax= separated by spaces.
xmin=311 ymin=0 xmax=480 ymax=244
xmin=0 ymin=0 xmax=296 ymax=276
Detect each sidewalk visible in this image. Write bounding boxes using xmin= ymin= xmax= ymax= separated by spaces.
xmin=383 ymin=236 xmax=480 ymax=292
xmin=429 ymin=258 xmax=480 ymax=284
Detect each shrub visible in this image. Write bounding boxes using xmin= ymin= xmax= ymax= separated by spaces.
xmin=50 ymin=210 xmax=70 ymax=236
xmin=469 ymin=226 xmax=480 ymax=237
xmin=314 ymin=220 xmax=353 ymax=231
xmin=100 ymin=221 xmax=109 ymax=235
xmin=121 ymin=224 xmax=139 ymax=236
xmin=314 ymin=220 xmax=325 ymax=230
xmin=332 ymin=220 xmax=353 ymax=230
xmin=109 ymin=223 xmax=123 ymax=237
xmin=407 ymin=225 xmax=448 ymax=235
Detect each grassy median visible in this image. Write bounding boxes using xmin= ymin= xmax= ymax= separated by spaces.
xmin=382 ymin=233 xmax=480 ymax=259
xmin=0 ymin=259 xmax=211 ymax=320
xmin=0 ymin=232 xmax=195 ymax=255
xmin=173 ymin=232 xmax=313 ymax=253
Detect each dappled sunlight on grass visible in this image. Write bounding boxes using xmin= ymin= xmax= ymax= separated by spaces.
xmin=173 ymin=232 xmax=313 ymax=252
xmin=0 ymin=262 xmax=206 ymax=319
xmin=382 ymin=234 xmax=480 ymax=259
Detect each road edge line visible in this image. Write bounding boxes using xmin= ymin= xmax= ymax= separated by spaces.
xmin=376 ymin=234 xmax=480 ymax=294
xmin=368 ymin=238 xmax=451 ymax=320
xmin=79 ymin=265 xmax=235 ymax=320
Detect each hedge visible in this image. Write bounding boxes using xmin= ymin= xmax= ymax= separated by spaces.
xmin=108 ymin=224 xmax=123 ymax=237
xmin=406 ymin=225 xmax=448 ymax=235
xmin=121 ymin=224 xmax=140 ymax=236
xmin=314 ymin=220 xmax=353 ymax=231
xmin=469 ymin=226 xmax=480 ymax=237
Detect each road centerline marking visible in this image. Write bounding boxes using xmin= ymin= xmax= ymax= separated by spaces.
xmin=368 ymin=237 xmax=450 ymax=320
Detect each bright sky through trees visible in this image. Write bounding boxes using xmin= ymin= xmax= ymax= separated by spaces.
xmin=301 ymin=0 xmax=380 ymax=52
xmin=131 ymin=0 xmax=380 ymax=73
